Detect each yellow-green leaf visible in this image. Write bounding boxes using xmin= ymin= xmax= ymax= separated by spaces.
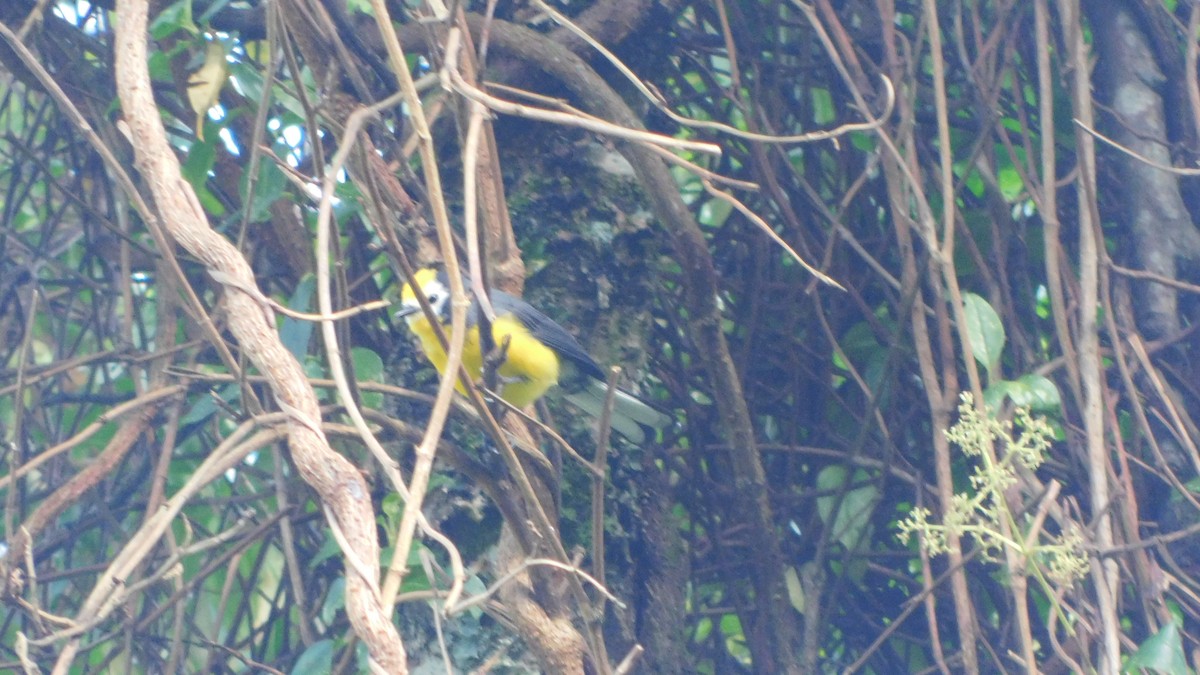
xmin=187 ymin=38 xmax=228 ymax=141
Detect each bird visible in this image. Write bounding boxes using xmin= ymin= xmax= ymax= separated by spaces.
xmin=396 ymin=267 xmax=671 ymax=444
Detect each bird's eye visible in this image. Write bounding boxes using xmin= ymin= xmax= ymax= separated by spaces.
xmin=427 ymin=293 xmax=440 ymax=304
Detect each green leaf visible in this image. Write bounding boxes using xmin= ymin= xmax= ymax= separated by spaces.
xmin=181 ymin=139 xmax=215 ymax=190
xmin=351 ymin=347 xmax=384 ymax=408
xmin=719 ymin=612 xmax=751 ymax=664
xmin=1011 ymin=374 xmax=1061 ymax=411
xmin=380 ymin=492 xmax=403 ymax=539
xmin=816 ymin=466 xmax=880 ymax=550
xmin=997 ymin=165 xmax=1023 ymax=202
xmin=147 ymin=51 xmax=174 ymax=83
xmin=462 ymin=574 xmax=488 ymax=619
xmin=1124 ymin=622 xmax=1188 ymax=675
xmin=180 ymin=137 xmax=225 ymax=216
xmin=699 ymin=198 xmax=733 ymax=228
xmin=850 ymin=131 xmax=875 ymax=152
xmin=309 ymin=536 xmax=342 ymax=569
xmin=240 ymin=159 xmax=288 ymax=224
xmin=149 ymin=0 xmax=197 ymax=39
xmin=784 ymin=565 xmax=805 ymax=614
xmin=196 ymin=0 xmax=239 ymax=24
xmin=180 ymin=383 xmax=240 ymax=426
xmin=290 ymin=639 xmax=333 ymax=675
xmin=718 ymin=612 xmax=742 ymax=637
xmin=964 ymin=168 xmax=985 ymax=198
xmin=984 ymin=374 xmax=1061 ymax=412
xmin=320 ymin=578 xmax=344 ymax=626
xmin=983 ymin=380 xmax=1013 ymax=411
xmin=962 ymin=292 xmax=1006 ymax=380
xmin=811 ymin=87 xmax=835 ymax=125
xmin=280 ymin=276 xmax=315 ymax=359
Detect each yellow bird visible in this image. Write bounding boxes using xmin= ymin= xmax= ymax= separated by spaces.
xmin=397 ymin=267 xmax=671 ymax=444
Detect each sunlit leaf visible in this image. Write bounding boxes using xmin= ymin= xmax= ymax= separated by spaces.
xmin=962 ymin=292 xmax=1006 ymax=380
xmin=784 ymin=566 xmax=805 ymax=614
xmin=1011 ymin=373 xmax=1061 ymax=411
xmin=187 ymin=37 xmax=229 ymax=141
xmin=984 ymin=374 xmax=1061 ymax=412
xmin=1124 ymin=622 xmax=1188 ymax=675
xmin=816 ymin=466 xmax=879 ymax=550
xmin=997 ymin=165 xmax=1023 ymax=202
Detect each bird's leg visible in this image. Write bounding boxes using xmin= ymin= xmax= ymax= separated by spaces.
xmin=481 ymin=333 xmax=512 ymax=418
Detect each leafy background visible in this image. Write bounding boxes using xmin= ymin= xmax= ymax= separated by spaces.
xmin=3 ymin=0 xmax=1200 ymax=673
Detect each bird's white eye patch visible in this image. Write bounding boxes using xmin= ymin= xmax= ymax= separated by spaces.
xmin=422 ymin=280 xmax=450 ymax=312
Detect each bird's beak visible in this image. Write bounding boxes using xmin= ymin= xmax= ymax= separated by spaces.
xmin=396 ymin=305 xmax=420 ymax=319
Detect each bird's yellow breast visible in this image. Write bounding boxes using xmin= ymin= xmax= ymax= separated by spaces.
xmin=407 ymin=312 xmax=561 ymax=408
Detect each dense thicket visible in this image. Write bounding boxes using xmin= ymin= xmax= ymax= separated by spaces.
xmin=3 ymin=0 xmax=1200 ymax=672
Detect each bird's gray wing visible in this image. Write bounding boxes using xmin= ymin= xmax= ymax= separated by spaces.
xmin=491 ymin=289 xmax=608 ymax=382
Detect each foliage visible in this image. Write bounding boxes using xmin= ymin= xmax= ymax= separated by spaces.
xmin=3 ymin=0 xmax=1200 ymax=672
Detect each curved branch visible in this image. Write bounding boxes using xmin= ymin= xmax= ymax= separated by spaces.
xmin=103 ymin=1 xmax=406 ymax=672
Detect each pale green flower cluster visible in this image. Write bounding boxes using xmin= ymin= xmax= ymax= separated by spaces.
xmin=897 ymin=393 xmax=1087 ymax=587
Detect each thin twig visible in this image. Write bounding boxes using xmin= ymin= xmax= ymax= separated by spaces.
xmin=1074 ymin=118 xmax=1200 ymax=176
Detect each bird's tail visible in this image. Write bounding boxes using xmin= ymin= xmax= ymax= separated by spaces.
xmin=565 ymin=379 xmax=672 ymax=444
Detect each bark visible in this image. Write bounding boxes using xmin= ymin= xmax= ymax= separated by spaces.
xmin=459 ymin=17 xmax=801 ymax=673
xmin=1089 ymin=0 xmax=1200 ymax=338
xmin=632 ymin=464 xmax=688 ymax=675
